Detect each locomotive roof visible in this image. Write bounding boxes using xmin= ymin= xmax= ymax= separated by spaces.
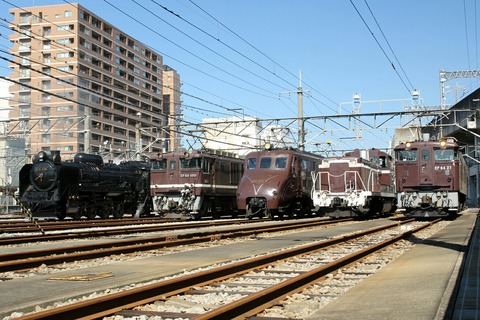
xmin=244 ymin=148 xmax=323 ymax=159
xmin=394 ymin=139 xmax=459 ymax=150
xmin=146 ymin=150 xmax=244 ymax=161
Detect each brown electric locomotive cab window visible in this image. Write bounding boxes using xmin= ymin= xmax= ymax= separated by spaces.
xmin=378 ymin=156 xmax=386 ymax=167
xmin=260 ymin=157 xmax=272 ymax=169
xmin=181 ymin=158 xmax=201 ymax=169
xmin=202 ymin=159 xmax=210 ymax=173
xmin=395 ymin=149 xmax=418 ymax=161
xmin=169 ymin=159 xmax=177 ymax=170
xmin=151 ymin=159 xmax=167 ymax=170
xmin=247 ymin=157 xmax=257 ymax=170
xmin=274 ymin=157 xmax=287 ymax=169
xmin=422 ymin=149 xmax=430 ymax=161
xmin=434 ymin=149 xmax=454 ymax=161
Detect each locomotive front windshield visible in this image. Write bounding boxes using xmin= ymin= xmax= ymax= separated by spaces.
xmin=395 ymin=149 xmax=418 ymax=161
xmin=247 ymin=158 xmax=256 ymax=169
xmin=246 ymin=156 xmax=288 ymax=170
xmin=180 ymin=158 xmax=200 ymax=169
xmin=151 ymin=159 xmax=167 ymax=170
xmin=434 ymin=149 xmax=455 ymax=161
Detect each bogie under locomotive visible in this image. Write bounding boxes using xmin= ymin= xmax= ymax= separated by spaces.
xmin=149 ymin=150 xmax=244 ymax=219
xmin=19 ymin=151 xmax=151 ymax=219
xmin=311 ymin=149 xmax=396 ymax=218
xmin=236 ymin=145 xmax=323 ymax=219
xmin=394 ymin=138 xmax=468 ymax=218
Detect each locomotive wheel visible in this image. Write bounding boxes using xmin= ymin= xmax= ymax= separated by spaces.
xmin=113 ymin=211 xmax=124 ymax=219
xmin=86 ymin=210 xmax=96 ymax=220
xmin=99 ymin=211 xmax=109 ymax=219
xmin=56 ymin=212 xmax=66 ymax=220
xmin=264 ymin=209 xmax=272 ymax=219
xmin=71 ymin=211 xmax=82 ymax=220
xmin=56 ymin=206 xmax=66 ymax=221
xmin=245 ymin=205 xmax=253 ymax=219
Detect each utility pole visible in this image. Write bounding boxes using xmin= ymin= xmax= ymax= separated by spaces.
xmin=297 ymin=71 xmax=304 ymax=151
xmin=135 ymin=122 xmax=141 ymax=161
xmin=84 ymin=106 xmax=91 ymax=153
xmin=279 ymin=70 xmax=309 ymax=151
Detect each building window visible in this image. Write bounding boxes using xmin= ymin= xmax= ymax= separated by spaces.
xmin=65 ymin=10 xmax=72 ymax=17
xmin=19 ymin=12 xmax=31 ymax=24
xmin=41 ymin=80 xmax=51 ymax=90
xmin=41 ymin=107 xmax=50 ymax=116
xmin=80 ymin=38 xmax=90 ymax=49
xmin=20 ymin=106 xmax=30 ymax=117
xmin=57 ymin=65 xmax=73 ymax=72
xmin=56 ymin=52 xmax=73 ymax=59
xmin=79 ymin=52 xmax=91 ymax=62
xmin=58 ymin=92 xmax=74 ymax=98
xmin=80 ymin=25 xmax=90 ymax=35
xmin=42 ymin=27 xmax=51 ymax=36
xmin=56 ymin=105 xmax=74 ymax=111
xmin=57 ymin=25 xmax=74 ymax=31
xmin=80 ymin=11 xmax=90 ymax=22
xmin=42 ymin=40 xmax=51 ymax=50
xmin=41 ymin=94 xmax=51 ymax=102
xmin=56 ymin=38 xmax=73 ymax=45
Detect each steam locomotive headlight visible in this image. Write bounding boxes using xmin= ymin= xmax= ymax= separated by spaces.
xmin=405 ymin=142 xmax=411 ymax=149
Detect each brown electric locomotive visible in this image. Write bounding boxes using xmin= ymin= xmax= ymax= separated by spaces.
xmin=394 ymin=138 xmax=468 ymax=218
xmin=311 ymin=148 xmax=396 ymax=218
xmin=236 ymin=144 xmax=323 ymax=219
xmin=149 ymin=150 xmax=244 ymax=219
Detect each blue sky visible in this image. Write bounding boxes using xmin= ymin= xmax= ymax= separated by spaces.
xmin=0 ymin=0 xmax=478 ymax=152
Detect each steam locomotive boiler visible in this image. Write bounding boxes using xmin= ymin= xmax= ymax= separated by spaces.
xmin=311 ymin=148 xmax=396 ymax=218
xmin=19 ymin=150 xmax=151 ymax=219
xmin=394 ymin=138 xmax=468 ymax=218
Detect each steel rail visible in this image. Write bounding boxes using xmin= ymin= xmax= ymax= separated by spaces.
xmin=0 ymin=217 xmax=267 ymax=245
xmin=0 ymin=218 xmax=349 ymax=272
xmin=194 ymin=218 xmax=440 ymax=319
xmin=14 ymin=218 xmax=416 ymax=320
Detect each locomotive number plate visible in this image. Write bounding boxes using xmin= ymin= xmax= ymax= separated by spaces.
xmin=180 ymin=173 xmax=197 ymax=178
xmin=434 ymin=165 xmax=452 ymax=171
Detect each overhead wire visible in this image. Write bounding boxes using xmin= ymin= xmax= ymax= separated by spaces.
xmin=128 ymin=0 xmax=291 ymax=92
xmin=1 ymin=0 xmax=269 ymax=126
xmin=96 ymin=0 xmax=279 ymax=97
xmin=152 ymin=0 xmax=296 ymax=89
xmin=2 ymin=1 xmax=402 ymax=153
xmin=349 ymin=0 xmax=413 ymax=96
xmin=363 ymin=0 xmax=415 ymax=91
xmin=185 ymin=0 xmax=360 ymax=147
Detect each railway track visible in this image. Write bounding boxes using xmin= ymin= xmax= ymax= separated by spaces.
xmin=13 ymin=218 xmax=440 ymax=319
xmin=0 ymin=216 xmax=249 ymax=234
xmin=0 ymin=218 xmax=271 ymax=246
xmin=0 ymin=218 xmax=349 ymax=273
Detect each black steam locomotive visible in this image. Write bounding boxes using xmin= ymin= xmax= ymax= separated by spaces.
xmin=19 ymin=150 xmax=151 ymax=220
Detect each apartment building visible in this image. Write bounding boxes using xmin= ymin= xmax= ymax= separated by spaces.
xmin=7 ymin=3 xmax=181 ymax=160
